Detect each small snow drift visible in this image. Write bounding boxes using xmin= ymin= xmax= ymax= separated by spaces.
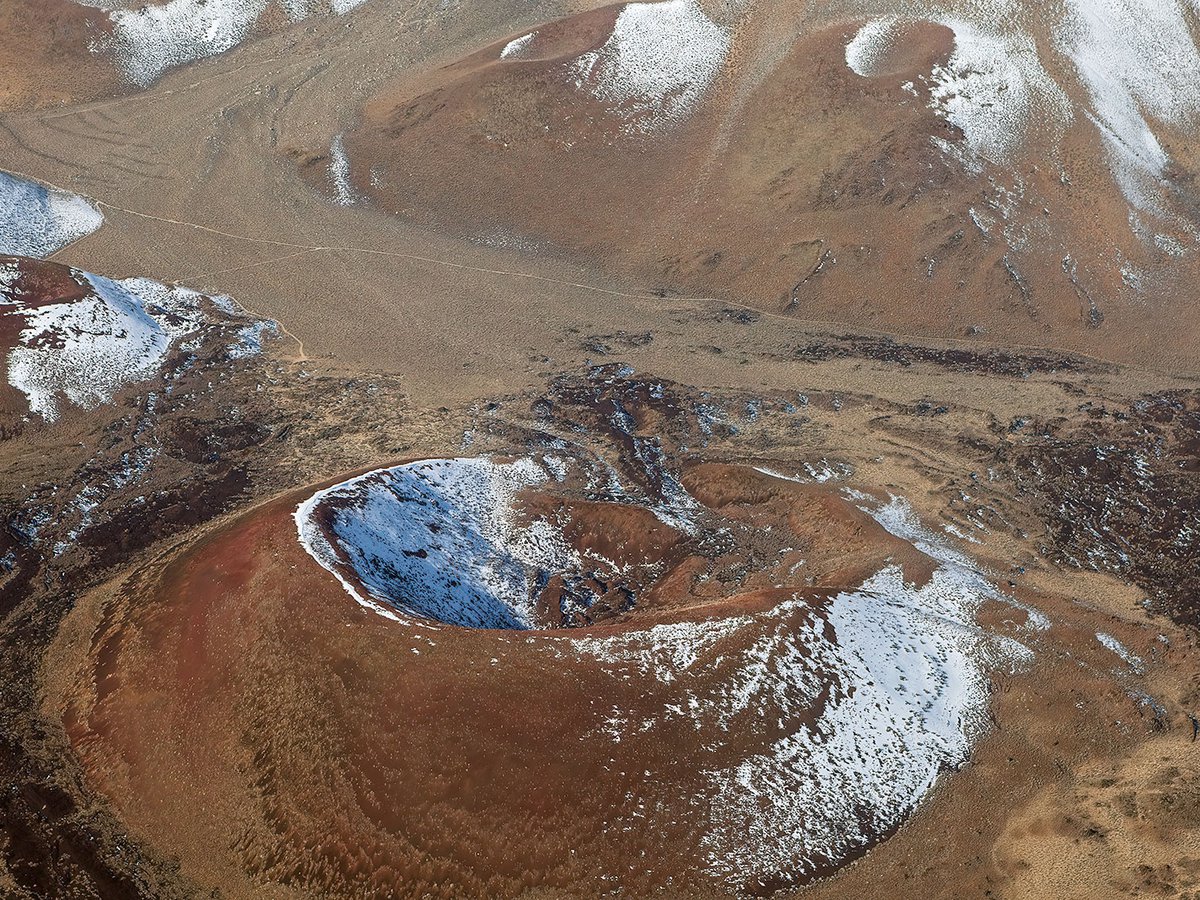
xmin=296 ymin=457 xmax=581 ymax=628
xmin=566 ymin=0 xmax=730 ymax=133
xmin=500 ymin=31 xmax=537 ymax=60
xmin=328 ymin=134 xmax=357 ymax=206
xmin=0 ymin=256 xmax=272 ymax=422
xmin=0 ymin=171 xmax=103 ymax=258
xmin=1096 ymin=631 xmax=1145 ymax=672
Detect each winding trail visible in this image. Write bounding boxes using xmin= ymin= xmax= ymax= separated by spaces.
xmin=0 ymin=163 xmax=1150 ymax=377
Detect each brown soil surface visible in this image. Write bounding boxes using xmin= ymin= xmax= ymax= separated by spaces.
xmin=31 ymin=358 xmax=1200 ymax=897
xmin=0 ymin=1 xmax=118 ymax=111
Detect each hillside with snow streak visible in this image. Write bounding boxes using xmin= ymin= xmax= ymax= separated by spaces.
xmin=842 ymin=0 xmax=1200 ymax=233
xmin=74 ymin=0 xmax=371 ymax=86
xmin=1 ymin=256 xmax=272 ymax=422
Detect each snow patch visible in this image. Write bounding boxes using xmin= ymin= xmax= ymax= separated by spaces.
xmin=845 ymin=15 xmax=1070 ymax=168
xmin=928 ymin=19 xmax=1071 ymax=167
xmin=0 ymin=171 xmax=104 ymax=258
xmin=83 ymin=0 xmax=268 ymax=86
xmin=77 ymin=0 xmax=371 ymax=85
xmin=542 ymin=490 xmax=1035 ymax=883
xmin=754 ymin=460 xmax=851 ymax=484
xmin=563 ymin=614 xmax=753 ymax=683
xmin=701 ymin=565 xmax=1030 ymax=883
xmin=567 ymin=0 xmax=730 ymax=134
xmin=501 ymin=31 xmax=537 ymax=59
xmin=4 ymin=273 xmax=206 ymax=422
xmin=2 ymin=262 xmax=266 ymax=421
xmin=845 ymin=17 xmax=900 ymax=77
xmin=855 ymin=492 xmax=1051 ymax=632
xmin=228 ymin=319 xmax=280 ymax=358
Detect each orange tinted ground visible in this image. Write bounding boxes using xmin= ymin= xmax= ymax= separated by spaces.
xmin=0 ymin=257 xmax=95 ymax=418
xmin=47 ymin=462 xmax=1200 ymax=899
xmin=0 ymin=0 xmax=118 ymax=110
xmin=56 ymin=484 xmax=824 ymax=897
xmin=5 ymin=3 xmax=1200 ymax=897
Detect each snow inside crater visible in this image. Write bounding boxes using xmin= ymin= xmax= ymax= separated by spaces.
xmin=567 ymin=0 xmax=731 ymax=134
xmin=0 ymin=171 xmax=104 ymax=259
xmin=295 ymin=457 xmax=581 ymax=629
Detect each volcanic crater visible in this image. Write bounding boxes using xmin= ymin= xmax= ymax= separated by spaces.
xmin=5 ymin=1 xmax=1200 ymax=898
xmin=257 ymin=371 xmax=1042 ymax=892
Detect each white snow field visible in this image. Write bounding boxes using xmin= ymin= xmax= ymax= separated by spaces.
xmin=1057 ymin=0 xmax=1200 ymax=219
xmin=0 ymin=171 xmax=104 ymax=259
xmin=1 ymin=262 xmax=265 ymax=422
xmin=295 ymin=457 xmax=581 ymax=628
xmin=567 ymin=0 xmax=731 ymax=134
